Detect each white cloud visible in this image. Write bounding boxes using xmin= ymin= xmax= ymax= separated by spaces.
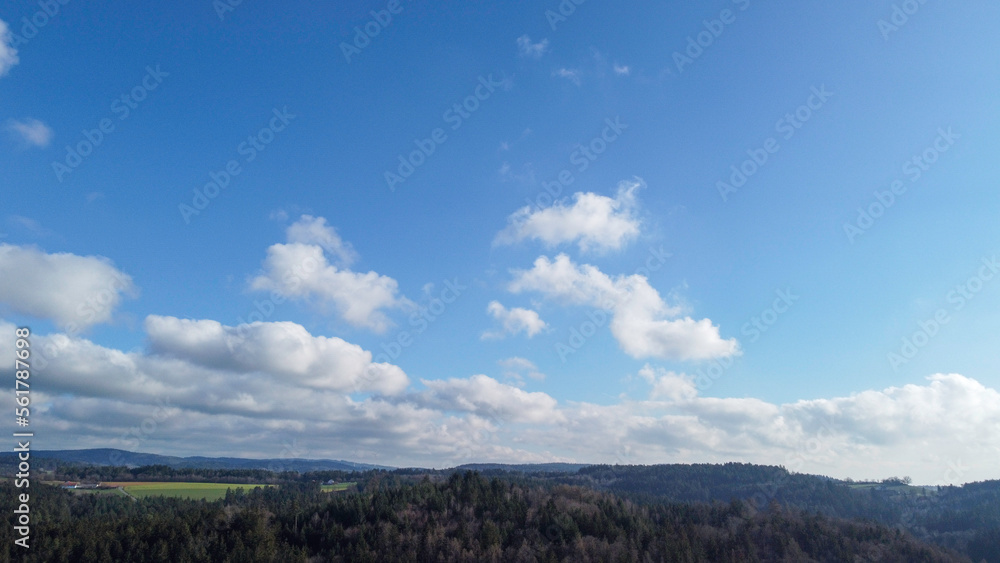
xmin=639 ymin=365 xmax=697 ymax=402
xmin=3 ymin=316 xmax=998 ymax=481
xmin=509 ymin=253 xmax=739 ymax=361
xmin=415 ymin=374 xmax=563 ymax=424
xmin=495 ymin=180 xmax=642 ymax=253
xmin=0 ymin=317 xmax=562 ymax=466
xmin=499 ymin=356 xmax=540 ymax=372
xmin=516 ymin=35 xmax=549 ymax=58
xmin=482 ymin=301 xmax=547 ymax=339
xmin=7 ymin=118 xmax=53 ymax=147
xmin=249 ymin=215 xmax=411 ymax=332
xmin=0 ymin=20 xmax=18 ymax=77
xmin=145 ymin=315 xmax=409 ymax=395
xmin=613 ymin=64 xmax=630 ymax=76
xmin=0 ymin=244 xmax=136 ymax=330
xmin=285 ymin=214 xmax=357 ymax=266
xmin=553 ymin=68 xmax=581 ymax=86
xmin=546 ymin=372 xmax=1000 ymax=485
xmin=498 ymin=356 xmax=546 ymax=386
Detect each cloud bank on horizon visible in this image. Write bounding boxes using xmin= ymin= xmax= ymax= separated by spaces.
xmin=2 ymin=2 xmax=998 ymax=487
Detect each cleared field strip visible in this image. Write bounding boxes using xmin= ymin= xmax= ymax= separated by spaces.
xmin=101 ymin=482 xmax=275 ymax=501
xmin=321 ymin=482 xmax=357 ymax=492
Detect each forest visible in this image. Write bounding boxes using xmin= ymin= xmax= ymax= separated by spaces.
xmin=3 ymin=462 xmax=997 ymax=562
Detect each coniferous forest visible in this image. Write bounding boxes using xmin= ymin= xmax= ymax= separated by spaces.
xmin=3 ymin=462 xmax=998 ymax=562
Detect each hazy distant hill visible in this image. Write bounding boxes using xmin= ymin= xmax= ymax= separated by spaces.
xmin=5 ymin=449 xmax=595 ymax=474
xmin=2 ymin=448 xmax=390 ymax=472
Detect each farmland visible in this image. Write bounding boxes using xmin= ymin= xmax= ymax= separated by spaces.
xmin=101 ymin=482 xmax=275 ymax=501
xmin=320 ymin=481 xmax=356 ymax=492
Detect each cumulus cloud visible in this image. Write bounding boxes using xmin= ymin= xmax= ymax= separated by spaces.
xmin=285 ymin=214 xmax=357 ymax=266
xmin=509 ymin=253 xmax=739 ymax=361
xmin=613 ymin=64 xmax=630 ymax=76
xmin=414 ymin=374 xmax=563 ymax=424
xmin=0 ymin=20 xmax=18 ymax=77
xmin=482 ymin=301 xmax=547 ymax=339
xmin=7 ymin=118 xmax=53 ymax=148
xmin=639 ymin=365 xmax=697 ymax=402
xmin=0 ymin=317 xmax=433 ymax=454
xmin=249 ymin=215 xmax=411 ymax=332
xmin=2 ymin=316 xmax=998 ymax=481
xmin=145 ymin=315 xmax=408 ymax=395
xmin=484 ymin=371 xmax=999 ymax=485
xmin=516 ymin=35 xmax=549 ymax=58
xmin=0 ymin=244 xmax=136 ymax=330
xmin=0 ymin=317 xmax=565 ymax=466
xmin=495 ymin=180 xmax=642 ymax=253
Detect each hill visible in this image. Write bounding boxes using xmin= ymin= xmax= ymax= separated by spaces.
xmin=0 ymin=448 xmax=389 ymax=473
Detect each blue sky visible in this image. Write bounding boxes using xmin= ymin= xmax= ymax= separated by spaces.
xmin=1 ymin=0 xmax=999 ymax=483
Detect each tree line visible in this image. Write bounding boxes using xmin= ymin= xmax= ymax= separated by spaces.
xmin=0 ymin=469 xmax=979 ymax=562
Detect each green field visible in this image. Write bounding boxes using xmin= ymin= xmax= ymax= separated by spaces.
xmin=119 ymin=482 xmax=274 ymax=501
xmin=321 ymin=482 xmax=356 ymax=492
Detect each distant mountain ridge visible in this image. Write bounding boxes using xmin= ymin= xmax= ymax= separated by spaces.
xmin=6 ymin=449 xmax=596 ymax=474
xmin=3 ymin=448 xmax=391 ymax=472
